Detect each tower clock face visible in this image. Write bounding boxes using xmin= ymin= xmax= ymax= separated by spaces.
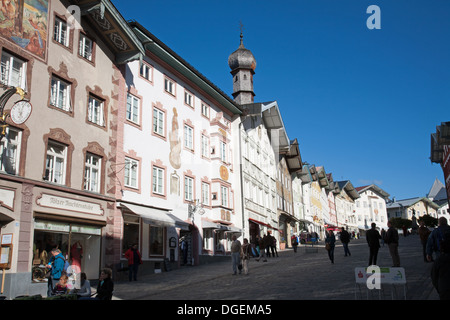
xmin=10 ymin=100 xmax=32 ymax=125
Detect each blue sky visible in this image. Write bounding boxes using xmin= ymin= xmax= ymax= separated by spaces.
xmin=113 ymin=0 xmax=450 ymax=200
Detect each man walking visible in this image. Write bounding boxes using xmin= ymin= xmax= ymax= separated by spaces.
xmin=427 ymin=217 xmax=450 ymax=262
xmin=366 ymin=223 xmax=381 ymax=266
xmin=46 ymin=248 xmax=65 ymax=296
xmin=385 ymin=220 xmax=400 ymax=267
xmin=231 ymin=235 xmax=242 ymax=275
xmin=340 ymin=227 xmax=351 ymax=257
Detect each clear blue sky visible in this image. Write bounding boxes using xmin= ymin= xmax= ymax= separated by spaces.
xmin=113 ymin=0 xmax=450 ymax=200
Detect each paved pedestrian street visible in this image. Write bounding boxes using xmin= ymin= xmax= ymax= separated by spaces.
xmin=111 ymin=235 xmax=439 ymax=301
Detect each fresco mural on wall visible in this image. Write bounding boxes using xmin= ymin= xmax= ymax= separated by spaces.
xmin=0 ymin=0 xmax=49 ymax=60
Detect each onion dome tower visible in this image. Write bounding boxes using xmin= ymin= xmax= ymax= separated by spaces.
xmin=228 ymin=30 xmax=256 ymax=105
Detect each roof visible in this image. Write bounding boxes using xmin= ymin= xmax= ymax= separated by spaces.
xmin=355 ymin=184 xmax=390 ymax=199
xmin=261 ymin=101 xmax=290 ymax=151
xmin=427 ymin=178 xmax=447 ymax=201
xmin=335 ymin=180 xmax=360 ymax=200
xmin=128 ymin=20 xmax=243 ymax=116
xmin=76 ymin=0 xmax=145 ymax=64
xmin=386 ymin=197 xmax=440 ymax=210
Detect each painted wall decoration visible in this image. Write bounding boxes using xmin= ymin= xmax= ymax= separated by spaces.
xmin=169 ymin=107 xmax=181 ymax=169
xmin=0 ymin=0 xmax=49 ymax=60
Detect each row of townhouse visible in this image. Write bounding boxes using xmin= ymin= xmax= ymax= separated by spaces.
xmin=0 ymin=0 xmax=395 ymax=298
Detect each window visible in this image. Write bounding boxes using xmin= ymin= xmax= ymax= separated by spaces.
xmin=184 ymin=124 xmax=193 ymax=150
xmin=184 ymin=176 xmax=194 ymax=201
xmin=164 ymin=77 xmax=175 ymax=96
xmin=221 ymin=186 xmax=228 ymax=207
xmin=1 ymin=51 xmax=26 ymax=89
xmin=79 ymin=34 xmax=93 ymax=61
xmin=88 ymin=95 xmax=105 ymax=126
xmin=201 ymin=103 xmax=209 ymax=118
xmin=126 ymin=93 xmax=139 ymax=124
xmin=203 ymin=229 xmax=212 ymax=250
xmin=152 ymin=166 xmax=164 ymax=195
xmin=201 ymin=135 xmax=209 ymax=158
xmin=84 ymin=153 xmax=101 ymax=192
xmin=124 ymin=157 xmax=138 ymax=188
xmin=184 ymin=91 xmax=193 ymax=107
xmin=201 ymin=182 xmax=210 ymax=206
xmin=139 ymin=62 xmax=152 ymax=81
xmin=0 ymin=127 xmax=21 ymax=175
xmin=44 ymin=140 xmax=66 ymax=185
xmin=123 ymin=214 xmax=140 ymax=253
xmin=54 ymin=17 xmax=69 ymax=47
xmin=50 ymin=76 xmax=71 ymax=111
xmin=149 ymin=226 xmax=164 ymax=256
xmin=153 ymin=108 xmax=164 ymax=136
xmin=220 ymin=141 xmax=227 ymax=162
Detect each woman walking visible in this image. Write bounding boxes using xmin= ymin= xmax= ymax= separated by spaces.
xmin=325 ymin=230 xmax=336 ymax=264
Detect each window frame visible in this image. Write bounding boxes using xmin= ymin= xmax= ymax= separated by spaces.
xmin=124 ymin=157 xmax=139 ymax=189
xmin=126 ymin=92 xmax=140 ymax=125
xmin=0 ymin=126 xmax=21 ymax=175
xmin=0 ymin=51 xmax=27 ymax=89
xmin=83 ymin=152 xmax=101 ymax=193
xmin=87 ymin=94 xmax=105 ymax=127
xmin=44 ymin=140 xmax=67 ymax=185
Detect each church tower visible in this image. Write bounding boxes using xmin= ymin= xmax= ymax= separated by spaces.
xmin=228 ymin=30 xmax=256 ymax=105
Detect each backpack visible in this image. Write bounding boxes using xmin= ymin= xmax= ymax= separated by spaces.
xmin=438 ymin=227 xmax=450 ymax=252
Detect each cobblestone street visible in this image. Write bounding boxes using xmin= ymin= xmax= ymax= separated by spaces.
xmin=111 ymin=235 xmax=439 ymax=301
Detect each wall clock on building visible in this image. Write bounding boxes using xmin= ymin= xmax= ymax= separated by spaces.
xmin=10 ymin=100 xmax=32 ymax=125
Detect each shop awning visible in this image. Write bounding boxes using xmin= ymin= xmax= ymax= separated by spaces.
xmin=119 ymin=202 xmax=189 ymax=230
xmin=249 ymin=218 xmax=280 ymax=232
xmin=201 ymin=220 xmax=242 ymax=233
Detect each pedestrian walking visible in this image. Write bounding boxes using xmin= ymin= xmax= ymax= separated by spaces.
xmin=241 ymin=238 xmax=250 ymax=275
xmin=255 ymin=234 xmax=267 ymax=262
xmin=325 ymin=230 xmax=335 ymax=264
xmin=231 ymin=235 xmax=242 ymax=275
xmin=385 ymin=220 xmax=400 ymax=267
xmin=263 ymin=233 xmax=272 ymax=257
xmin=418 ymin=220 xmax=431 ymax=262
xmin=291 ymin=234 xmax=299 ymax=253
xmin=46 ymin=248 xmax=65 ymax=297
xmin=270 ymin=233 xmax=279 ymax=257
xmin=124 ymin=244 xmax=143 ymax=281
xmin=431 ymin=234 xmax=450 ymax=300
xmin=426 ymin=217 xmax=450 ymax=262
xmin=366 ymin=223 xmax=381 ymax=266
xmin=180 ymin=237 xmax=188 ymax=265
xmin=340 ymin=227 xmax=351 ymax=257
xmin=380 ymin=228 xmax=386 ymax=247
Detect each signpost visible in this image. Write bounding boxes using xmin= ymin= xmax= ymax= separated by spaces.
xmin=354 ymin=266 xmax=406 ymax=300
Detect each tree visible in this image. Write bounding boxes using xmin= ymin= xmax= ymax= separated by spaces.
xmin=389 ymin=217 xmax=411 ymax=229
xmin=418 ymin=214 xmax=438 ymax=228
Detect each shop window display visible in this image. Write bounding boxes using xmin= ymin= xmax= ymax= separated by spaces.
xmin=32 ymin=220 xmax=101 ymax=284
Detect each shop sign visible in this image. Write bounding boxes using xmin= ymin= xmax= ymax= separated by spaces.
xmin=37 ymin=194 xmax=103 ymax=216
xmin=71 ymin=224 xmax=101 ymax=235
xmin=35 ymin=220 xmax=70 ymax=232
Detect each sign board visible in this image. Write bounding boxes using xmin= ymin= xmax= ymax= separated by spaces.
xmin=355 ymin=267 xmax=406 ymax=285
xmin=37 ymin=193 xmax=103 ymax=215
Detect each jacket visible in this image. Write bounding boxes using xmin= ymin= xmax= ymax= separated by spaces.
xmin=96 ymin=277 xmax=114 ymax=300
xmin=340 ymin=230 xmax=350 ymax=244
xmin=385 ymin=227 xmax=399 ymax=245
xmin=366 ymin=228 xmax=381 ymax=248
xmin=48 ymin=253 xmax=65 ymax=280
xmin=431 ymin=252 xmax=450 ymax=300
xmin=427 ymin=225 xmax=450 ymax=256
xmin=124 ymin=248 xmax=142 ymax=266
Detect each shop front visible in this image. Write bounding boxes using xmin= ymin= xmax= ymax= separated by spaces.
xmin=119 ymin=202 xmax=190 ymax=275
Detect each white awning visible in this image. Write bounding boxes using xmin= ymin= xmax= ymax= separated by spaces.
xmin=201 ymin=220 xmax=242 ymax=233
xmin=120 ymin=202 xmax=189 ymax=230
